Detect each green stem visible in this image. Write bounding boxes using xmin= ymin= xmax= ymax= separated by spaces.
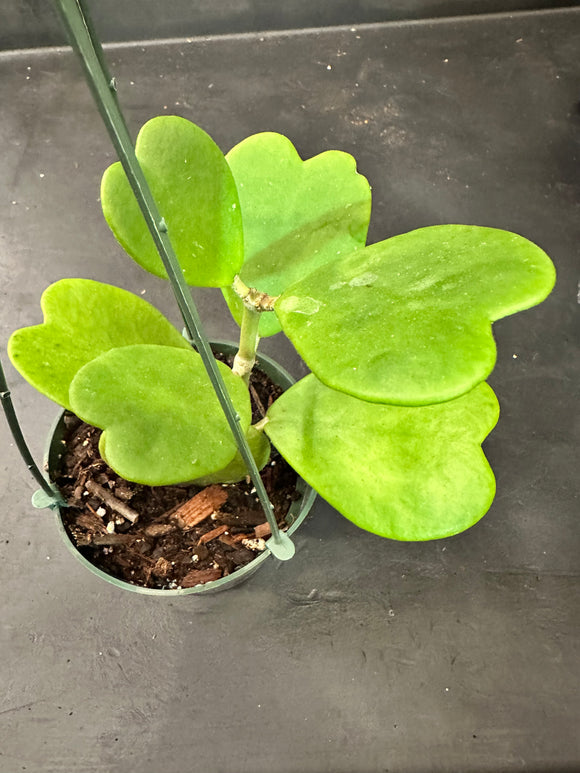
xmin=233 ymin=304 xmax=260 ymax=385
xmin=253 ymin=416 xmax=269 ymax=432
xmin=232 ymin=275 xmax=278 ymax=311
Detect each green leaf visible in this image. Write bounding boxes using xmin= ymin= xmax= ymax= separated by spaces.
xmin=191 ymin=425 xmax=271 ymax=486
xmin=69 ymin=345 xmax=251 ymax=486
xmin=275 ymin=225 xmax=555 ymax=405
xmin=223 ymin=132 xmax=371 ymax=336
xmin=101 ymin=116 xmax=243 ymax=287
xmin=265 ymin=375 xmax=500 ymax=541
xmin=8 ymin=279 xmax=190 ymax=410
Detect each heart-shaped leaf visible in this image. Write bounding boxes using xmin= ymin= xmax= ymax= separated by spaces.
xmin=101 ymin=116 xmax=243 ymax=287
xmin=191 ymin=425 xmax=271 ymax=486
xmin=223 ymin=132 xmax=371 ymax=336
xmin=265 ymin=375 xmax=500 ymax=540
xmin=69 ymin=344 xmax=251 ymax=486
xmin=8 ymin=279 xmax=190 ymax=410
xmin=275 ymin=225 xmax=556 ymax=405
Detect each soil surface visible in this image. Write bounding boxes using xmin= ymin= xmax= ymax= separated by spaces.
xmin=54 ymin=362 xmax=300 ymax=590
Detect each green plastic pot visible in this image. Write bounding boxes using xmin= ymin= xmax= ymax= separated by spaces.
xmin=45 ymin=341 xmax=316 ymax=596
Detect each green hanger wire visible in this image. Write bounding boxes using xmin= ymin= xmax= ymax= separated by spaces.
xmin=0 ymin=355 xmax=66 ymax=507
xmin=52 ymin=0 xmax=295 ymax=560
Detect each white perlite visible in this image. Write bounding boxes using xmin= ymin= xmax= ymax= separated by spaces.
xmin=242 ymin=538 xmax=267 ymax=552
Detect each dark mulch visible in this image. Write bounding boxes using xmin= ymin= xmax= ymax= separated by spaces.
xmin=53 ymin=363 xmax=300 ymax=590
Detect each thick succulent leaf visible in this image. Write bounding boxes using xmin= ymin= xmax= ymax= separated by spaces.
xmin=265 ymin=375 xmax=500 ymax=541
xmin=8 ymin=279 xmax=190 ymax=410
xmin=69 ymin=345 xmax=251 ymax=486
xmin=223 ymin=132 xmax=371 ymax=336
xmin=275 ymin=225 xmax=556 ymax=405
xmin=101 ymin=116 xmax=243 ymax=287
xmin=191 ymin=425 xmax=271 ymax=486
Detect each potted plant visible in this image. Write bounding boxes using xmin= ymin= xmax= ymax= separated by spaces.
xmin=4 ymin=110 xmax=555 ymax=594
xmin=1 ymin=0 xmax=556 ymax=595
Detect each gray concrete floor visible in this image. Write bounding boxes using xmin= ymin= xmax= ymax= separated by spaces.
xmin=0 ymin=8 xmax=579 ymax=772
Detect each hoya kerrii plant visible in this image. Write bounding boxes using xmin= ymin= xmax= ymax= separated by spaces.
xmin=8 ymin=115 xmax=555 ymax=543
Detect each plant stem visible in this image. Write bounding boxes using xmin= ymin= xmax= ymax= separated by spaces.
xmin=233 ymin=304 xmax=260 ymax=385
xmin=232 ymin=275 xmax=278 ymax=311
xmin=231 ymin=274 xmax=279 ymax=384
xmin=253 ymin=416 xmax=269 ymax=433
